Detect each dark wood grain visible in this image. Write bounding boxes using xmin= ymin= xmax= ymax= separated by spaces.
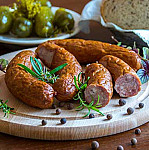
xmin=0 ymin=0 xmax=149 ymax=150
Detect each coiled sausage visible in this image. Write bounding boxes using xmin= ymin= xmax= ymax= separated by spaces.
xmin=5 ymin=50 xmax=55 ymax=109
xmin=36 ymin=42 xmax=82 ymax=101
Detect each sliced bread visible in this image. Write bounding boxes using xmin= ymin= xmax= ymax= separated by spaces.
xmin=101 ymin=0 xmax=149 ymax=29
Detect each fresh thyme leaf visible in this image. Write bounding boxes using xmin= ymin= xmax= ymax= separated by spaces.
xmin=30 ymin=57 xmax=41 ymax=75
xmin=73 ymin=73 xmax=104 ymax=118
xmin=83 ymin=108 xmax=90 ymax=118
xmin=74 ymin=76 xmax=80 ymax=90
xmin=50 ymin=63 xmax=68 ymax=75
xmin=34 ymin=57 xmax=43 ymax=71
xmin=0 ymin=100 xmax=15 ymax=118
xmin=78 ymin=72 xmax=82 ymax=85
xmin=18 ymin=57 xmax=67 ymax=84
xmin=76 ymin=107 xmax=84 ymax=111
xmin=18 ymin=64 xmax=40 ymax=78
xmin=95 ymin=95 xmax=100 ymax=106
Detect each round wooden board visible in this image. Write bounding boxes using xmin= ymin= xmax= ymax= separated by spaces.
xmin=0 ymin=49 xmax=149 ymax=140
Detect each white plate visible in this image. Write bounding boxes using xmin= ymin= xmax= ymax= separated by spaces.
xmin=0 ymin=7 xmax=81 ymax=46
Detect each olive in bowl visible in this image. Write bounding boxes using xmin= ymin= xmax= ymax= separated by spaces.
xmin=0 ymin=6 xmax=13 ymax=34
xmin=54 ymin=8 xmax=74 ymax=32
xmin=35 ymin=6 xmax=54 ymax=38
xmin=11 ymin=17 xmax=33 ymax=38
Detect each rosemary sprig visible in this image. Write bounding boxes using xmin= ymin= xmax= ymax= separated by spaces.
xmin=18 ymin=56 xmax=67 ymax=84
xmin=73 ymin=72 xmax=104 ymax=118
xmin=0 ymin=100 xmax=15 ymax=118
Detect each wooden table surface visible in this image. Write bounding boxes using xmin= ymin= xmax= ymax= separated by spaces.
xmin=0 ymin=0 xmax=148 ymax=150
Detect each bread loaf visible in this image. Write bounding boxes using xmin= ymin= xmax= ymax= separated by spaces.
xmin=101 ymin=0 xmax=149 ymax=29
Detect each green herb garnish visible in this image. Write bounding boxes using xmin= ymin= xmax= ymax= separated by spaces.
xmin=0 ymin=59 xmax=8 ymax=73
xmin=18 ymin=56 xmax=67 ymax=84
xmin=0 ymin=100 xmax=15 ymax=118
xmin=73 ymin=72 xmax=104 ymax=118
xmin=112 ymin=36 xmax=149 ymax=84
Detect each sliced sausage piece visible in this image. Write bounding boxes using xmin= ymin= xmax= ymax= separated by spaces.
xmin=5 ymin=50 xmax=55 ymax=109
xmin=84 ymin=63 xmax=113 ymax=107
xmin=36 ymin=42 xmax=82 ymax=101
xmin=48 ymin=39 xmax=142 ymax=71
xmin=99 ymin=55 xmax=141 ymax=97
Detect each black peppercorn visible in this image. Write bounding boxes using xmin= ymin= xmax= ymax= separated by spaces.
xmin=56 ymin=108 xmax=61 ymax=115
xmin=139 ymin=103 xmax=144 ymax=108
xmin=135 ymin=128 xmax=141 ymax=135
xmin=52 ymin=104 xmax=57 ymax=109
xmin=89 ymin=113 xmax=95 ymax=119
xmin=91 ymin=141 xmax=99 ymax=149
xmin=67 ymin=103 xmax=74 ymax=110
xmin=131 ymin=138 xmax=137 ymax=145
xmin=119 ymin=99 xmax=126 ymax=106
xmin=60 ymin=118 xmax=67 ymax=124
xmin=117 ymin=145 xmax=124 ymax=150
xmin=107 ymin=114 xmax=112 ymax=120
xmin=127 ymin=107 xmax=134 ymax=115
xmin=42 ymin=120 xmax=47 ymax=126
xmin=59 ymin=102 xmax=65 ymax=107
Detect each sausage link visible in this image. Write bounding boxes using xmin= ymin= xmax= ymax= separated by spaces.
xmin=36 ymin=42 xmax=82 ymax=101
xmin=84 ymin=63 xmax=113 ymax=107
xmin=48 ymin=39 xmax=142 ymax=71
xmin=99 ymin=55 xmax=141 ymax=97
xmin=5 ymin=50 xmax=55 ymax=109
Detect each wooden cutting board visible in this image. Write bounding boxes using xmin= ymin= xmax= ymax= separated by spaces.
xmin=0 ymin=49 xmax=149 ymax=140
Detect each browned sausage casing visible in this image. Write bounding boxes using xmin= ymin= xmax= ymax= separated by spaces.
xmin=36 ymin=42 xmax=82 ymax=101
xmin=84 ymin=63 xmax=113 ymax=107
xmin=99 ymin=55 xmax=141 ymax=97
xmin=48 ymin=39 xmax=142 ymax=71
xmin=5 ymin=50 xmax=55 ymax=109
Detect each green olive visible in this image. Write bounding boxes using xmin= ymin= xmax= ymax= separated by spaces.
xmin=11 ymin=17 xmax=33 ymax=38
xmin=35 ymin=7 xmax=54 ymax=37
xmin=36 ymin=0 xmax=52 ymax=7
xmin=0 ymin=6 xmax=13 ymax=34
xmin=54 ymin=8 xmax=74 ymax=32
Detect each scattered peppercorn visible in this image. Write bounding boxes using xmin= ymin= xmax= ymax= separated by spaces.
xmin=67 ymin=103 xmax=74 ymax=110
xmin=91 ymin=141 xmax=99 ymax=149
xmin=59 ymin=102 xmax=65 ymax=107
xmin=131 ymin=138 xmax=137 ymax=145
xmin=107 ymin=114 xmax=112 ymax=120
xmin=60 ymin=118 xmax=67 ymax=124
xmin=119 ymin=99 xmax=126 ymax=106
xmin=139 ymin=103 xmax=144 ymax=108
xmin=127 ymin=107 xmax=134 ymax=115
xmin=41 ymin=120 xmax=47 ymax=126
xmin=117 ymin=145 xmax=124 ymax=150
xmin=89 ymin=113 xmax=95 ymax=119
xmin=52 ymin=104 xmax=57 ymax=109
xmin=56 ymin=108 xmax=61 ymax=115
xmin=135 ymin=128 xmax=141 ymax=135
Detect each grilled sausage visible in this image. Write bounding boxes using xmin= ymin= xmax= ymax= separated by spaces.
xmin=99 ymin=55 xmax=141 ymax=97
xmin=48 ymin=39 xmax=142 ymax=71
xmin=84 ymin=63 xmax=113 ymax=107
xmin=5 ymin=50 xmax=55 ymax=109
xmin=36 ymin=42 xmax=82 ymax=101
